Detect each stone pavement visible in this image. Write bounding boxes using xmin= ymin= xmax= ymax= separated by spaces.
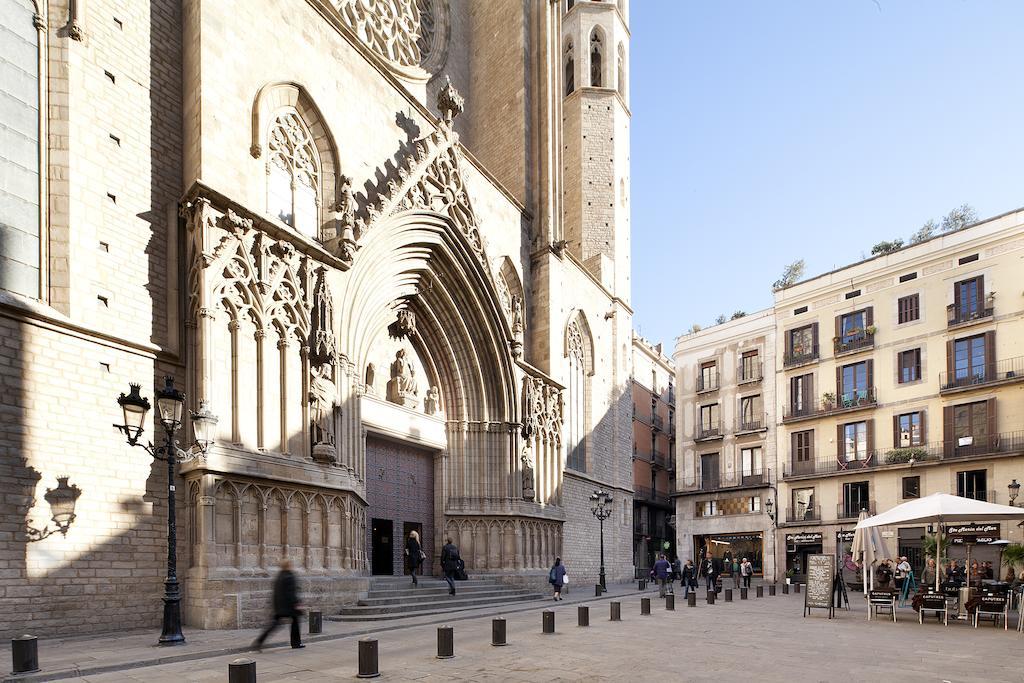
xmin=5 ymin=585 xmax=1020 ymax=682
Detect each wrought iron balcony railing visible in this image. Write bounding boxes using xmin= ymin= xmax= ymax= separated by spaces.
xmin=696 ymin=375 xmax=719 ymax=393
xmin=738 ymin=362 xmax=763 ymax=384
xmin=947 ymin=303 xmax=994 ymax=327
xmin=786 ymin=505 xmax=821 ymax=523
xmin=837 ymin=500 xmax=876 ymax=520
xmin=834 ymin=332 xmax=875 ymax=356
xmin=696 ymin=423 xmax=722 ymax=441
xmin=939 ymin=356 xmax=1024 ymax=392
xmin=784 ymin=344 xmax=819 ymax=368
xmin=783 ymin=387 xmax=876 ymax=422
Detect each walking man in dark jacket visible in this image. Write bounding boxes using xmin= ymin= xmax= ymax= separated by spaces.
xmin=654 ymin=554 xmax=672 ymax=598
xmin=441 ymin=537 xmax=460 ymax=596
xmin=253 ymin=559 xmax=303 ymax=651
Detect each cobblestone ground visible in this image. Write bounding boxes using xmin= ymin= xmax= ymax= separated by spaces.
xmin=42 ymin=591 xmax=1018 ymax=683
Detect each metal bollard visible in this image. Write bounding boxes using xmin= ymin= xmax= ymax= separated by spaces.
xmin=769 ymin=584 xmax=776 ymax=596
xmin=795 ymin=583 xmax=801 ymax=594
xmin=542 ymin=610 xmax=555 ymax=634
xmin=437 ymin=625 xmax=454 ymax=659
xmin=595 ymin=584 xmax=602 ymax=597
xmin=641 ymin=597 xmax=651 ymax=615
xmin=740 ymin=587 xmax=748 ymax=600
xmin=756 ymin=586 xmax=764 ymax=598
xmin=11 ymin=635 xmax=39 ymax=675
xmin=687 ymin=592 xmax=697 ymax=607
xmin=491 ymin=618 xmax=507 ymax=646
xmin=638 ymin=579 xmax=647 ymax=591
xmin=724 ymin=589 xmax=733 ymax=602
xmin=782 ymin=583 xmax=789 ymax=594
xmin=707 ymin=590 xmax=716 ymax=605
xmin=308 ymin=610 xmax=322 ymax=635
xmin=357 ymin=638 xmax=380 ymax=679
xmin=610 ymin=601 xmax=621 ymax=621
xmin=578 ymin=605 xmax=590 ymax=627
xmin=228 ymin=658 xmax=256 ymax=683
xmin=666 ymin=593 xmax=675 ymax=610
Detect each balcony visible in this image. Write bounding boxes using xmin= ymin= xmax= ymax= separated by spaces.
xmin=635 ymin=485 xmax=671 ymax=507
xmin=652 ymin=414 xmax=665 ymax=431
xmin=947 ymin=303 xmax=994 ymax=329
xmin=696 ymin=375 xmax=719 ymax=393
xmin=959 ymin=489 xmax=998 ymax=503
xmin=681 ymin=468 xmax=771 ymax=494
xmin=786 ymin=505 xmax=821 ymax=524
xmin=837 ymin=500 xmax=876 ymax=520
xmin=738 ymin=362 xmax=763 ymax=384
xmin=782 ymin=388 xmax=877 ymax=423
xmin=696 ymin=422 xmax=723 ymax=441
xmin=940 ymin=356 xmax=1024 ymax=394
xmin=784 ymin=344 xmax=819 ymax=369
xmin=834 ymin=332 xmax=875 ymax=357
xmin=782 ymin=431 xmax=1024 ymax=479
xmin=652 ymin=452 xmax=668 ymax=469
xmin=736 ymin=415 xmax=767 ymax=434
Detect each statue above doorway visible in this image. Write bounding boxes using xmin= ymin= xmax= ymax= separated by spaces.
xmin=387 ymin=349 xmax=420 ymax=408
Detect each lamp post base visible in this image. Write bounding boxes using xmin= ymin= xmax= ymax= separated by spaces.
xmin=158 ymin=583 xmax=185 ymax=646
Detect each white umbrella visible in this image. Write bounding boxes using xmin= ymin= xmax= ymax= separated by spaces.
xmin=855 ymin=493 xmax=1024 ymax=591
xmin=851 ymin=509 xmax=890 ymax=593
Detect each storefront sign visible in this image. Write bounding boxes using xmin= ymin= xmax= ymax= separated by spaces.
xmin=786 ymin=532 xmax=823 ymax=545
xmin=835 ymin=530 xmax=855 ymax=543
xmin=947 ymin=523 xmax=999 ymax=545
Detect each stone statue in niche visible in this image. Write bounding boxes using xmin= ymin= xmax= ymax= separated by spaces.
xmin=335 ymin=175 xmax=359 ymax=263
xmin=424 ymin=385 xmax=440 ymax=415
xmin=521 ymin=447 xmax=535 ymax=502
xmin=309 ymin=364 xmax=338 ymax=464
xmin=387 ymin=349 xmax=419 ymax=408
xmin=510 ymin=294 xmax=524 ymax=359
xmin=364 ymin=363 xmax=376 ymax=395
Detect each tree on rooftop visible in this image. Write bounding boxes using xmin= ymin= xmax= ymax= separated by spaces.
xmin=909 ymin=219 xmax=937 ymax=244
xmin=871 ymin=239 xmax=904 ymax=255
xmin=940 ymin=204 xmax=978 ymax=233
xmin=771 ymin=259 xmax=805 ymax=292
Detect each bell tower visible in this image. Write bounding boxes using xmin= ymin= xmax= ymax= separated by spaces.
xmin=560 ymin=0 xmax=631 ymax=302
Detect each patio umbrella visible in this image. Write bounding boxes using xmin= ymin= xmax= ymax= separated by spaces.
xmin=851 ymin=509 xmax=890 ymax=592
xmin=855 ymin=493 xmax=1024 ymax=591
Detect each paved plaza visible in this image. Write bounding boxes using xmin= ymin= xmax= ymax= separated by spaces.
xmin=3 ymin=586 xmax=1018 ymax=682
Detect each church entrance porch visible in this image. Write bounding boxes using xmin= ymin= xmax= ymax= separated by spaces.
xmin=365 ymin=436 xmax=436 ymax=577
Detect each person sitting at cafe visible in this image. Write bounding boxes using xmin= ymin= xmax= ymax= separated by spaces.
xmin=875 ymin=559 xmax=894 ymax=590
xmin=983 ymin=561 xmax=994 ymax=580
xmin=921 ymin=558 xmax=937 ymax=588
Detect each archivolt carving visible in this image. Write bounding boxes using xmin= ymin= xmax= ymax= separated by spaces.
xmin=333 ymin=0 xmax=449 ymax=78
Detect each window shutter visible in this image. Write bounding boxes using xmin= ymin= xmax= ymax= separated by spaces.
xmin=978 ymin=275 xmax=985 ymax=302
xmin=836 ymin=423 xmax=844 ymax=461
xmin=865 ymin=306 xmax=874 ymax=327
xmin=892 ymin=414 xmax=900 ymax=448
xmin=983 ymin=330 xmax=995 ymax=380
xmin=943 ymin=405 xmax=954 ymax=454
xmin=866 ymin=359 xmax=874 ymax=394
xmin=986 ymin=398 xmax=996 ymax=447
xmin=803 ymin=373 xmax=813 ymax=408
xmin=835 ymin=366 xmax=842 ymax=398
xmin=834 ymin=314 xmax=841 ymax=343
xmin=866 ymin=418 xmax=875 ymax=455
xmin=811 ymin=322 xmax=819 ymax=355
xmin=919 ymin=410 xmax=927 ymax=445
xmin=953 ymin=281 xmax=961 ymax=313
xmin=946 ymin=339 xmax=955 ymax=379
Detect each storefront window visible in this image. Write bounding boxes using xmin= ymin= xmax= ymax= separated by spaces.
xmin=696 ymin=533 xmax=764 ymax=575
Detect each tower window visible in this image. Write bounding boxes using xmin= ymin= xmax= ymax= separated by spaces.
xmin=617 ymin=42 xmax=626 ymax=97
xmin=590 ymin=30 xmax=603 ymax=87
xmin=564 ymin=40 xmax=574 ymax=96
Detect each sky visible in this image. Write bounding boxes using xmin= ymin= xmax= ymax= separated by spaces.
xmin=629 ymin=0 xmax=1024 ymax=351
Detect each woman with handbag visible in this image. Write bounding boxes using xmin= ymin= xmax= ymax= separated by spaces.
xmin=405 ymin=530 xmax=424 ymax=587
xmin=549 ymin=557 xmax=567 ymax=601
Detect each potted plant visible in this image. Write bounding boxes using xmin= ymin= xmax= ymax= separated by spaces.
xmin=821 ymin=392 xmax=836 ymax=409
xmin=1002 ymin=543 xmax=1024 ymax=581
xmin=865 ymin=325 xmax=877 ymax=335
xmin=785 ymin=569 xmax=795 ymax=585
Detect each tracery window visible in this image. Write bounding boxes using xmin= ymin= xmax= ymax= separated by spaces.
xmin=617 ymin=42 xmax=626 ymax=97
xmin=564 ymin=40 xmax=575 ymax=96
xmin=267 ymin=111 xmax=320 ymax=240
xmin=566 ymin=321 xmax=587 ymax=472
xmin=590 ymin=30 xmax=603 ymax=87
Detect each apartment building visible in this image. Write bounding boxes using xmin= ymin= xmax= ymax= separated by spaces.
xmin=775 ymin=209 xmax=1024 ymax=580
xmin=632 ymin=334 xmax=676 ymax=573
xmin=673 ymin=310 xmax=779 ymax=580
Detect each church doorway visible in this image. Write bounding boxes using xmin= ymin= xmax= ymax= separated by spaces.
xmin=365 ymin=436 xmax=436 ymax=576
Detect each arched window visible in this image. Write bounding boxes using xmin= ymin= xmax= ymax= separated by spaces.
xmin=564 ymin=40 xmax=574 ymax=96
xmin=566 ymin=318 xmax=591 ymax=472
xmin=617 ymin=42 xmax=626 ymax=97
xmin=590 ymin=30 xmax=603 ymax=88
xmin=267 ymin=110 xmax=320 ymax=239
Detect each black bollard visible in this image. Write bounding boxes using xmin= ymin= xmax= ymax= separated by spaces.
xmin=783 ymin=583 xmax=789 ymax=594
xmin=769 ymin=585 xmax=776 ymax=596
xmin=740 ymin=587 xmax=748 ymax=600
xmin=638 ymin=579 xmax=647 ymax=591
xmin=228 ymin=658 xmax=256 ymax=683
xmin=610 ymin=601 xmax=621 ymax=621
xmin=542 ymin=610 xmax=555 ymax=634
xmin=795 ymin=583 xmax=801 ymax=594
xmin=437 ymin=625 xmax=455 ymax=659
xmin=666 ymin=593 xmax=675 ymax=610
xmin=308 ymin=610 xmax=322 ymax=635
xmin=756 ymin=586 xmax=764 ymax=598
xmin=724 ymin=589 xmax=733 ymax=602
xmin=578 ymin=605 xmax=590 ymax=627
xmin=641 ymin=597 xmax=651 ymax=615
xmin=707 ymin=590 xmax=716 ymax=605
xmin=357 ymin=638 xmax=380 ymax=679
xmin=687 ymin=592 xmax=697 ymax=607
xmin=595 ymin=584 xmax=602 ymax=597
xmin=11 ymin=635 xmax=39 ymax=675
xmin=491 ymin=618 xmax=507 ymax=646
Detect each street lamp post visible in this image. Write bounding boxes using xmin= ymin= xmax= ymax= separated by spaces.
xmin=114 ymin=378 xmax=217 ymax=646
xmin=590 ymin=489 xmax=613 ymax=592
xmin=1008 ymin=479 xmax=1020 ymax=506
xmin=765 ymin=494 xmax=778 ymax=585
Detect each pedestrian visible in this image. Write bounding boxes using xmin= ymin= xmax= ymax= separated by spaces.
xmin=654 ymin=553 xmax=671 ymax=598
xmin=875 ymin=559 xmax=893 ymax=590
xmin=682 ymin=559 xmax=696 ymax=597
xmin=670 ymin=557 xmax=682 ymax=594
xmin=252 ymin=559 xmax=304 ymax=652
xmin=741 ymin=557 xmax=753 ymax=588
xmin=922 ymin=558 xmax=937 ymax=588
xmin=441 ymin=537 xmax=460 ymax=596
xmin=893 ymin=555 xmax=907 ymax=593
xmin=549 ymin=557 xmax=567 ymax=601
xmin=405 ymin=529 xmax=424 ymax=587
xmin=731 ymin=557 xmax=741 ymax=589
xmin=703 ymin=556 xmax=715 ymax=591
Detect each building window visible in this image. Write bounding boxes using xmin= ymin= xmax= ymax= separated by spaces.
xmin=739 ymin=395 xmax=762 ymax=430
xmin=566 ymin=320 xmax=588 ymax=471
xmin=787 ymin=324 xmax=817 ymax=361
xmin=838 ymin=310 xmax=867 ymax=345
xmin=898 ymin=294 xmax=920 ymax=323
xmin=698 ymin=361 xmax=718 ymax=392
xmin=740 ymin=350 xmax=760 ymax=382
xmin=839 ymin=360 xmax=871 ymax=404
xmin=952 ymin=400 xmax=989 ymax=443
xmin=842 ymin=481 xmax=870 ymax=517
xmin=898 ymin=348 xmax=921 ymax=384
xmin=789 ymin=373 xmax=812 ymax=415
xmin=741 ymin=446 xmax=763 ymax=478
xmin=953 ymin=276 xmax=985 ymax=322
xmin=841 ymin=421 xmax=868 ymax=462
xmin=566 ymin=0 xmax=574 ymax=10
xmin=902 ymin=476 xmax=921 ymax=499
xmin=956 ymin=469 xmax=987 ymax=501
xmin=564 ymin=40 xmax=574 ymax=96
xmin=590 ymin=30 xmax=603 ymax=87
xmin=748 ymin=496 xmax=761 ymax=513
xmin=267 ymin=111 xmax=320 ymax=239
xmin=616 ymin=42 xmax=626 ymax=97
xmin=792 ymin=487 xmax=815 ymax=521
xmin=792 ymin=429 xmax=813 ymax=464
xmin=698 ymin=500 xmax=718 ymax=517
xmin=953 ymin=334 xmax=987 ymax=383
xmin=895 ymin=411 xmax=924 ymax=447
xmin=699 ymin=403 xmax=719 ymax=436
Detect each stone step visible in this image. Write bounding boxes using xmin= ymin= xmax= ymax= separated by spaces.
xmin=359 ymin=588 xmax=536 ymax=607
xmin=365 ymin=583 xmax=522 ymax=598
xmin=329 ymin=592 xmax=547 ymax=621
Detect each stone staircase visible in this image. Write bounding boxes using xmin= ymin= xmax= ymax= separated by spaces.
xmin=328 ymin=575 xmax=547 ymax=622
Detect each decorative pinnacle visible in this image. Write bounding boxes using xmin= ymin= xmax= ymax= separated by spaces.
xmin=437 ymin=76 xmax=464 ymax=124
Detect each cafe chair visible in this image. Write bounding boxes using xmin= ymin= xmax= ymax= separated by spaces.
xmin=974 ymin=594 xmax=1008 ymax=630
xmin=919 ymin=592 xmax=948 ymax=626
xmin=868 ymin=591 xmax=896 ymax=623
